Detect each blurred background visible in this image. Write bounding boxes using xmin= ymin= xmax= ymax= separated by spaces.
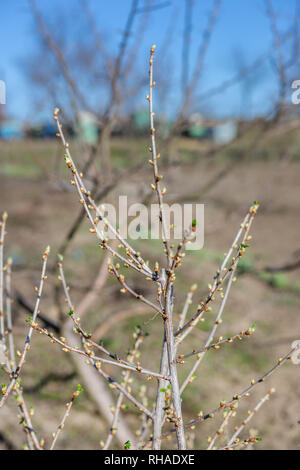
xmin=0 ymin=0 xmax=300 ymax=450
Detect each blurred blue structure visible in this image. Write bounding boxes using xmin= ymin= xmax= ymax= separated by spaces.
xmin=76 ymin=111 xmax=99 ymax=145
xmin=39 ymin=123 xmax=57 ymax=138
xmin=0 ymin=120 xmax=24 ymax=140
xmin=212 ymin=121 xmax=237 ymax=145
xmin=132 ymin=109 xmax=149 ymax=133
xmin=26 ymin=123 xmax=57 ymax=138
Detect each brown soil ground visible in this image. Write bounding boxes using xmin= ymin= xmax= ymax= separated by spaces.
xmin=0 ymin=138 xmax=299 ymax=450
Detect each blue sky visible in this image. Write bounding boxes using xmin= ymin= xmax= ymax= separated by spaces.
xmin=0 ymin=0 xmax=298 ymax=122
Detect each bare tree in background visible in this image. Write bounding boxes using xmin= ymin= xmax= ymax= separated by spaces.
xmin=0 ymin=47 xmax=299 ymax=450
xmin=28 ymin=0 xmax=153 ymax=180
xmin=8 ymin=1 xmax=300 ymax=448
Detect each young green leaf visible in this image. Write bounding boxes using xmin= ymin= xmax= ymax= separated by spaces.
xmin=124 ymin=440 xmax=131 ymax=449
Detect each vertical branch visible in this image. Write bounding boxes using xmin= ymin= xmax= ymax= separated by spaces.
xmin=149 ymin=46 xmax=185 ymax=449
xmin=50 ymin=385 xmax=83 ymax=450
xmin=148 ymin=45 xmax=172 ymax=268
xmin=0 ymin=212 xmax=7 ymax=357
xmin=5 ymin=259 xmax=15 ymax=367
xmin=0 ymin=216 xmax=41 ymax=449
xmin=0 ymin=246 xmax=50 ymax=409
xmin=152 ymin=337 xmax=168 ymax=450
xmin=103 ymin=329 xmax=144 ymax=450
xmin=163 ymin=274 xmax=186 ymax=449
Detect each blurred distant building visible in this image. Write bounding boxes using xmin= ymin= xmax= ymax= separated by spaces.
xmin=76 ymin=111 xmax=99 ymax=145
xmin=131 ymin=109 xmax=173 ymax=138
xmin=212 ymin=121 xmax=238 ymax=145
xmin=185 ymin=113 xmax=208 ymax=139
xmin=158 ymin=117 xmax=173 ymax=139
xmin=183 ymin=113 xmax=238 ymax=144
xmin=0 ymin=120 xmax=24 ymax=140
xmin=25 ymin=123 xmax=57 ymax=139
xmin=132 ymin=109 xmax=149 ymax=134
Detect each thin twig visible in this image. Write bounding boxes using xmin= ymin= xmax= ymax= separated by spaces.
xmin=161 ymin=345 xmax=298 ymax=438
xmin=0 ymin=246 xmax=50 ymax=409
xmin=207 ymin=409 xmax=234 ymax=450
xmin=226 ymin=389 xmax=275 ymax=448
xmin=5 ymin=259 xmax=15 ymax=366
xmin=148 ymin=45 xmax=172 ymax=267
xmin=54 ymin=109 xmax=153 ymax=278
xmin=50 ymin=385 xmax=83 ymax=450
xmin=102 ymin=328 xmax=144 ymax=450
xmin=0 ymin=212 xmax=8 ymax=357
xmin=177 ymin=325 xmax=256 ymax=362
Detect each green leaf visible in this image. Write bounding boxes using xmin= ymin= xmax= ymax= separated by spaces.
xmin=251 ymin=323 xmax=257 ymax=330
xmin=160 ymin=388 xmax=167 ymax=393
xmin=124 ymin=440 xmax=131 ymax=449
xmin=25 ymin=317 xmax=33 ymax=323
xmin=68 ymin=309 xmax=74 ymax=316
xmin=192 ymin=219 xmax=197 ymax=227
xmin=77 ymin=384 xmax=84 ymax=392
xmin=241 ymin=243 xmax=249 ymax=249
xmin=256 ymin=437 xmax=262 ymax=441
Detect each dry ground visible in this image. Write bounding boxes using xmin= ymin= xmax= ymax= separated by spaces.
xmin=0 ymin=137 xmax=299 ymax=450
